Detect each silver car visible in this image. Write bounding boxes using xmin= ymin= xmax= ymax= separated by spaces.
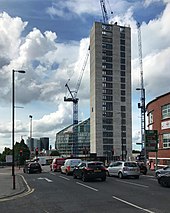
xmin=155 ymin=166 xmax=170 ymax=177
xmin=107 ymin=161 xmax=140 ymax=179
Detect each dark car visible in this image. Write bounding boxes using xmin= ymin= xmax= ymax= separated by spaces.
xmin=137 ymin=162 xmax=147 ymax=175
xmin=157 ymin=173 xmax=170 ymax=187
xmin=23 ymin=162 xmax=42 ymax=174
xmin=73 ymin=161 xmax=107 ymax=182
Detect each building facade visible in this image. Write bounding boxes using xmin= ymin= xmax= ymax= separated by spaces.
xmin=55 ymin=118 xmax=90 ymax=157
xmin=90 ymin=22 xmax=132 ymax=160
xmin=26 ymin=137 xmax=49 ymax=153
xmin=146 ymin=92 xmax=170 ymax=166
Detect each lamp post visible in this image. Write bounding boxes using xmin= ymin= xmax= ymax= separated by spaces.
xmin=136 ymin=87 xmax=146 ymax=163
xmin=12 ymin=69 xmax=25 ymax=190
xmin=29 ymin=115 xmax=33 ymax=138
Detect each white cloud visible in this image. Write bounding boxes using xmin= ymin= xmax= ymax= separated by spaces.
xmin=0 ymin=1 xmax=170 ymax=152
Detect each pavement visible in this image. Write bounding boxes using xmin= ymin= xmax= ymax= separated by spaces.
xmin=0 ymin=165 xmax=156 ymax=200
xmin=0 ymin=166 xmax=27 ymax=200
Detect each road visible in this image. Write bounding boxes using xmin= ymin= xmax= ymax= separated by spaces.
xmin=0 ymin=166 xmax=169 ymax=213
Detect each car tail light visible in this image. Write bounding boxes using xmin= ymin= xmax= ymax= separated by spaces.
xmin=85 ymin=167 xmax=93 ymax=171
xmin=67 ymin=166 xmax=71 ymax=171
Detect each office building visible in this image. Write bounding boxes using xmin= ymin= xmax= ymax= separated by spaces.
xmin=55 ymin=118 xmax=90 ymax=157
xmin=90 ymin=22 xmax=132 ymax=160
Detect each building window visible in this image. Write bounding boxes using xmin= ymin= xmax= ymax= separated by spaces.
xmin=121 ymin=97 xmax=126 ymax=102
xmin=120 ymin=39 xmax=125 ymax=45
xmin=121 ymin=58 xmax=125 ymax=64
xmin=121 ymin=90 xmax=126 ymax=96
xmin=103 ymin=125 xmax=113 ymax=130
xmin=121 ymin=106 xmax=126 ymax=111
xmin=163 ymin=133 xmax=170 ymax=148
xmin=148 ymin=111 xmax=153 ymax=124
xmin=121 ymin=71 xmax=125 ymax=76
xmin=121 ymin=84 xmax=125 ymax=89
xmin=120 ymin=46 xmax=125 ymax=51
xmin=102 ymin=37 xmax=112 ymax=43
xmin=120 ymin=52 xmax=125 ymax=58
xmin=162 ymin=104 xmax=170 ymax=119
xmin=121 ymin=65 xmax=126 ymax=70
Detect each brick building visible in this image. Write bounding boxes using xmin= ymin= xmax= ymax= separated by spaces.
xmin=146 ymin=92 xmax=170 ymax=166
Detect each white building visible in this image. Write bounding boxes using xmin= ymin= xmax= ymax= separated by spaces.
xmin=90 ymin=22 xmax=132 ymax=160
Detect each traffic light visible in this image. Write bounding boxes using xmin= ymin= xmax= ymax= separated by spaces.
xmin=35 ymin=148 xmax=38 ymax=156
xmin=19 ymin=150 xmax=23 ymax=156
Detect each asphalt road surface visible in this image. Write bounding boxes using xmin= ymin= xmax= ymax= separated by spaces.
xmin=0 ymin=166 xmax=169 ymax=213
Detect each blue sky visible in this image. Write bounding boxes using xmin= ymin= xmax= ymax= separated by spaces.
xmin=0 ymin=0 xmax=169 ymax=153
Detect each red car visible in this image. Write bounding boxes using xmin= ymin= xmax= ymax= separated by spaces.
xmin=50 ymin=158 xmax=65 ymax=172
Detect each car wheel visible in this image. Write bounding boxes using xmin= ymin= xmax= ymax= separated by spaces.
xmin=155 ymin=172 xmax=160 ymax=178
xmin=118 ymin=172 xmax=123 ymax=179
xmin=159 ymin=178 xmax=168 ymax=187
xmin=66 ymin=170 xmax=69 ymax=176
xmin=73 ymin=172 xmax=77 ymax=179
xmin=82 ymin=173 xmax=87 ymax=182
xmin=106 ymin=171 xmax=110 ymax=177
xmin=101 ymin=176 xmax=106 ymax=181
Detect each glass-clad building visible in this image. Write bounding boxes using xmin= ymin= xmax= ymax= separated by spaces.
xmin=55 ymin=118 xmax=90 ymax=157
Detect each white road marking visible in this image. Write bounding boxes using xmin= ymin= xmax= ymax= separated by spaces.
xmin=112 ymin=196 xmax=155 ymax=213
xmin=59 ymin=175 xmax=70 ymax=181
xmin=0 ymin=175 xmax=34 ymax=202
xmin=116 ymin=179 xmax=149 ymax=188
xmin=76 ymin=182 xmax=98 ymax=192
xmin=37 ymin=177 xmax=53 ymax=182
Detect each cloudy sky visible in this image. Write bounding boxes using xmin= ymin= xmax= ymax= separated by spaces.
xmin=0 ymin=0 xmax=169 ymax=153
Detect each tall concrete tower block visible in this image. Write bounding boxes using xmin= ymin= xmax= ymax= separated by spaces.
xmin=90 ymin=22 xmax=132 ymax=160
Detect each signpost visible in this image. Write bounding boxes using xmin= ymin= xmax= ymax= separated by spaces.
xmin=145 ymin=130 xmax=158 ymax=170
xmin=145 ymin=130 xmax=158 ymax=152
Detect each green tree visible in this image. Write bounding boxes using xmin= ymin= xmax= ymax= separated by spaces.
xmin=50 ymin=150 xmax=60 ymax=156
xmin=15 ymin=139 xmax=30 ymax=165
xmin=0 ymin=147 xmax=12 ymax=162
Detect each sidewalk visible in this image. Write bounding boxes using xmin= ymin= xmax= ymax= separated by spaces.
xmin=0 ymin=166 xmax=26 ymax=199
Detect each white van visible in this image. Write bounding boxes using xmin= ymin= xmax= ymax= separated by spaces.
xmin=61 ymin=159 xmax=82 ymax=175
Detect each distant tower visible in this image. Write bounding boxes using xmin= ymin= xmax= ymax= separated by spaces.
xmin=90 ymin=22 xmax=132 ymax=160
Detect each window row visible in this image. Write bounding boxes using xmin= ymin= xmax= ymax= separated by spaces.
xmin=102 ymin=76 xmax=113 ymax=82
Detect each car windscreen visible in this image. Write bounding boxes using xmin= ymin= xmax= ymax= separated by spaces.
xmin=88 ymin=163 xmax=104 ymax=169
xmin=30 ymin=163 xmax=40 ymax=168
xmin=124 ymin=162 xmax=137 ymax=167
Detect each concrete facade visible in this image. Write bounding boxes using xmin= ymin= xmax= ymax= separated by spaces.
xmin=90 ymin=22 xmax=132 ymax=160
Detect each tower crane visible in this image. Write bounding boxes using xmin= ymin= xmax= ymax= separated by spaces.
xmin=100 ymin=0 xmax=113 ymax=24
xmin=64 ymin=46 xmax=90 ymax=156
xmin=137 ymin=23 xmax=146 ymax=162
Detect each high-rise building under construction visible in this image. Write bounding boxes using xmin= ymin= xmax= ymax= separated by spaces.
xmin=90 ymin=22 xmax=132 ymax=160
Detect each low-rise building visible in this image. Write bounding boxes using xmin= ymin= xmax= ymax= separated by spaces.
xmin=146 ymin=92 xmax=170 ymax=166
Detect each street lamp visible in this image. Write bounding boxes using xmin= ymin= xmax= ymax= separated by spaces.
xmin=12 ymin=69 xmax=25 ymax=190
xmin=136 ymin=87 xmax=146 ymax=163
xmin=29 ymin=115 xmax=33 ymax=138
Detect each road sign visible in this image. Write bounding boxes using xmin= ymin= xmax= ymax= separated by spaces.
xmin=145 ymin=130 xmax=158 ymax=152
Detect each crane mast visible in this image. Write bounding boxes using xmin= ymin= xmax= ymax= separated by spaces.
xmin=100 ymin=0 xmax=109 ymax=23
xmin=137 ymin=23 xmax=146 ymax=160
xmin=64 ymin=47 xmax=90 ymax=156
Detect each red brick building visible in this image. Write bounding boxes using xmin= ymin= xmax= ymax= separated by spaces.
xmin=146 ymin=92 xmax=170 ymax=166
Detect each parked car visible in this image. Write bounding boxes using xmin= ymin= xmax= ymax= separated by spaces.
xmin=157 ymin=173 xmax=170 ymax=187
xmin=61 ymin=159 xmax=82 ymax=175
xmin=73 ymin=161 xmax=107 ymax=182
xmin=23 ymin=162 xmax=42 ymax=174
xmin=155 ymin=166 xmax=170 ymax=177
xmin=50 ymin=158 xmax=65 ymax=172
xmin=137 ymin=162 xmax=147 ymax=175
xmin=107 ymin=161 xmax=140 ymax=179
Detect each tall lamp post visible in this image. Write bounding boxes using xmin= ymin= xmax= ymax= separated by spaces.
xmin=29 ymin=115 xmax=33 ymax=138
xmin=12 ymin=69 xmax=25 ymax=190
xmin=136 ymin=87 xmax=146 ymax=163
